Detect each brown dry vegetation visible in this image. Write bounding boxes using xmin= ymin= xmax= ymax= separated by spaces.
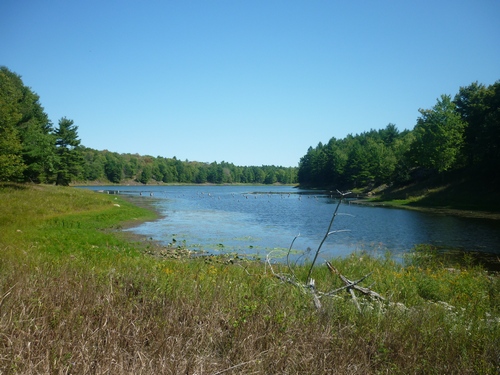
xmin=1 ymin=184 xmax=499 ymax=374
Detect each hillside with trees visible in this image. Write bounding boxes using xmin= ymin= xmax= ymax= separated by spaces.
xmin=298 ymin=81 xmax=500 ymax=195
xmin=0 ymin=66 xmax=297 ymax=185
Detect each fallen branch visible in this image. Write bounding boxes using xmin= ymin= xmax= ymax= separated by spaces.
xmin=267 ymin=252 xmax=322 ymax=309
xmin=266 ymin=190 xmax=385 ymax=312
xmin=305 ymin=190 xmax=351 ymax=283
xmin=326 ymin=261 xmax=385 ymax=312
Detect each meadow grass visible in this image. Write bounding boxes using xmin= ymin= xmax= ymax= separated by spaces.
xmin=0 ymin=183 xmax=499 ymax=374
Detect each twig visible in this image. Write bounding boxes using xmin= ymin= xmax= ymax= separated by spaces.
xmin=267 ymin=255 xmax=322 ymax=310
xmin=291 ymin=246 xmax=311 ymax=269
xmin=306 ymin=190 xmax=351 ymax=282
xmin=325 ymin=261 xmax=385 ymax=311
xmin=286 ymin=233 xmax=300 ymax=275
xmin=265 ymin=189 xmax=386 ymax=313
xmin=307 ymin=279 xmax=322 ymax=310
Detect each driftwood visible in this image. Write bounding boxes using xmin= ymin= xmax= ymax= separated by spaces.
xmin=267 ymin=258 xmax=322 ymax=309
xmin=266 ymin=190 xmax=385 ymax=312
xmin=325 ymin=261 xmax=385 ymax=312
xmin=268 ymin=258 xmax=385 ymax=312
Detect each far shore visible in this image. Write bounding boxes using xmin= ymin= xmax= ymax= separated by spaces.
xmin=350 ymin=198 xmax=500 ymax=220
xmin=72 ymin=180 xmax=298 ymax=187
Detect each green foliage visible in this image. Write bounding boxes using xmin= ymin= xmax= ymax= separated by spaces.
xmin=0 ymin=67 xmax=85 ymax=184
xmin=299 ymin=124 xmax=402 ymax=188
xmin=76 ymin=151 xmax=298 ymax=185
xmin=0 ymin=68 xmax=25 ymax=181
xmin=454 ymin=81 xmax=500 ymax=173
xmin=298 ymin=80 xmax=499 ymax=189
xmin=410 ymin=95 xmax=465 ymax=173
xmin=0 ymin=66 xmax=57 ymax=183
xmin=54 ymin=117 xmax=83 ymax=186
xmin=3 ymin=65 xmax=496 ymax=189
xmin=138 ymin=164 xmax=152 ymax=184
xmin=104 ymin=151 xmax=124 ymax=183
xmin=81 ymin=148 xmax=106 ymax=180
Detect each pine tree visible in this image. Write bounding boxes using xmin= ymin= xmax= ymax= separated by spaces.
xmin=54 ymin=117 xmax=83 ymax=186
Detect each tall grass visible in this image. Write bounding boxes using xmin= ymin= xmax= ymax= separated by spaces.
xmin=1 ymin=183 xmax=499 ymax=374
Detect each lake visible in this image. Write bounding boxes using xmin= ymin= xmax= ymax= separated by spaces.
xmin=81 ymin=185 xmax=500 ymax=264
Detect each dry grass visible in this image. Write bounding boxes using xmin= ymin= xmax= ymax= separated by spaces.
xmin=1 ymin=183 xmax=499 ymax=374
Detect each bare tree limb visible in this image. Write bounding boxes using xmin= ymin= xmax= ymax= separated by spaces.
xmin=305 ymin=191 xmax=351 ymax=283
xmin=286 ymin=233 xmax=300 ymax=276
xmin=265 ymin=190 xmax=386 ymax=313
xmin=326 ymin=261 xmax=385 ymax=306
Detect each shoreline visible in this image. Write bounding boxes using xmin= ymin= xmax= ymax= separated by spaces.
xmin=350 ymin=198 xmax=500 ymax=220
xmin=76 ymin=183 xmax=499 ymax=220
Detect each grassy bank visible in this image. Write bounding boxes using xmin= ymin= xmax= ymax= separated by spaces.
xmin=1 ymin=184 xmax=499 ymax=374
xmin=362 ymin=170 xmax=500 ymax=214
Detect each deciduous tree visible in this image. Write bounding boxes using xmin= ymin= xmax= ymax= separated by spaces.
xmin=0 ymin=67 xmax=25 ymax=181
xmin=0 ymin=66 xmax=55 ymax=182
xmin=410 ymin=95 xmax=465 ymax=173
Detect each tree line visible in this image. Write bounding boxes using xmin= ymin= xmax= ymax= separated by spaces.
xmin=0 ymin=66 xmax=297 ymax=185
xmin=2 ymin=65 xmax=497 ymax=188
xmin=81 ymin=148 xmax=298 ymax=184
xmin=298 ymin=81 xmax=500 ymax=188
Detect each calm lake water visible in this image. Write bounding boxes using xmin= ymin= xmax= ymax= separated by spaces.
xmin=81 ymin=185 xmax=500 ymax=263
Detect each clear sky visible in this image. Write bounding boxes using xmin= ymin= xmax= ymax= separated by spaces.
xmin=1 ymin=1 xmax=499 ymax=167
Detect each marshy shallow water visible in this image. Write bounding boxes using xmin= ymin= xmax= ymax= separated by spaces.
xmin=80 ymin=185 xmax=500 ymax=266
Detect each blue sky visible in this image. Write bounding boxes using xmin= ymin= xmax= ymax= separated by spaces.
xmin=1 ymin=1 xmax=499 ymax=167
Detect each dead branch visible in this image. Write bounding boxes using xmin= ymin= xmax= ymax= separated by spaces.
xmin=305 ymin=190 xmax=351 ymax=283
xmin=326 ymin=261 xmax=385 ymax=312
xmin=266 ymin=190 xmax=385 ymax=313
xmin=286 ymin=233 xmax=300 ymax=276
xmin=267 ymin=253 xmax=322 ymax=310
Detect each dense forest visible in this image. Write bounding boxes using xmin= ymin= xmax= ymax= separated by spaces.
xmin=298 ymin=81 xmax=500 ymax=189
xmin=80 ymin=149 xmax=298 ymax=185
xmin=1 ymin=65 xmax=498 ymax=188
xmin=0 ymin=66 xmax=297 ymax=185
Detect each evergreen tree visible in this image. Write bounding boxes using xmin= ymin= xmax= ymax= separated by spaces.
xmin=54 ymin=117 xmax=83 ymax=186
